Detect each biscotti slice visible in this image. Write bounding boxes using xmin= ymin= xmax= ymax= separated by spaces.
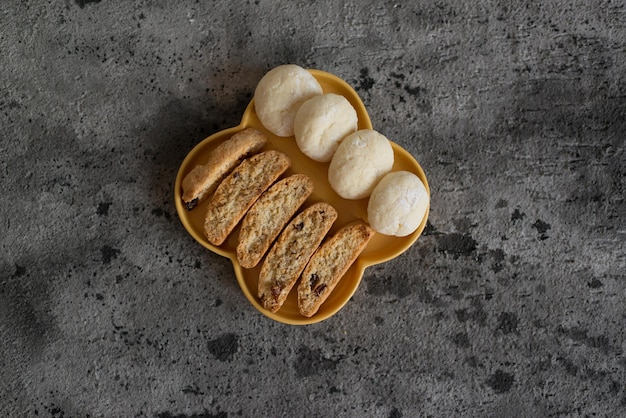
xmin=182 ymin=128 xmax=267 ymax=210
xmin=204 ymin=150 xmax=290 ymax=246
xmin=237 ymin=174 xmax=314 ymax=269
xmin=298 ymin=222 xmax=375 ymax=317
xmin=258 ymin=202 xmax=337 ymax=313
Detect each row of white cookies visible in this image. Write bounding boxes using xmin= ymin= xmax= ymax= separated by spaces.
xmin=254 ymin=64 xmax=429 ymax=237
xmin=181 ymin=128 xmax=374 ymax=317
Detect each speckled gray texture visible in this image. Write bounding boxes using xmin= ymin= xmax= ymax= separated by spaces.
xmin=1 ymin=0 xmax=625 ymax=417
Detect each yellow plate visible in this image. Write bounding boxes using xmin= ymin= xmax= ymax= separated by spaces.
xmin=174 ymin=69 xmax=430 ymax=325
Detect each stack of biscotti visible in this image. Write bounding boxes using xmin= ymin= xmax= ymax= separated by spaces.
xmin=181 ymin=127 xmax=375 ymax=317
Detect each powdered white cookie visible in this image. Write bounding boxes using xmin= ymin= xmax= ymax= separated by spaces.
xmin=328 ymin=129 xmax=394 ymax=200
xmin=367 ymin=171 xmax=429 ymax=236
xmin=254 ymin=64 xmax=323 ymax=137
xmin=294 ymin=93 xmax=358 ymax=162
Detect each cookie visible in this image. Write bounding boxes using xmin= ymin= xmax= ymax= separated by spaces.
xmin=328 ymin=129 xmax=394 ymax=200
xmin=367 ymin=171 xmax=429 ymax=236
xmin=237 ymin=174 xmax=314 ymax=269
xmin=258 ymin=202 xmax=337 ymax=313
xmin=298 ymin=222 xmax=375 ymax=317
xmin=254 ymin=64 xmax=323 ymax=137
xmin=294 ymin=93 xmax=358 ymax=162
xmin=204 ymin=150 xmax=290 ymax=246
xmin=181 ymin=128 xmax=267 ymax=210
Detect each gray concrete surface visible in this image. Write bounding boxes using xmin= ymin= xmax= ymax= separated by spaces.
xmin=1 ymin=0 xmax=625 ymax=417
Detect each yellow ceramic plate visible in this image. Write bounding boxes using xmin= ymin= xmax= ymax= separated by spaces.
xmin=174 ymin=69 xmax=430 ymax=325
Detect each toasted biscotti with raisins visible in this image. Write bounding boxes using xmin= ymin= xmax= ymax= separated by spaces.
xmin=298 ymin=222 xmax=375 ymax=317
xmin=258 ymin=202 xmax=337 ymax=313
xmin=237 ymin=174 xmax=314 ymax=269
xmin=181 ymin=128 xmax=267 ymax=210
xmin=204 ymin=150 xmax=290 ymax=246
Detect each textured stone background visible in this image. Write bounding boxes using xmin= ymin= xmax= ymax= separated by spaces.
xmin=1 ymin=0 xmax=625 ymax=417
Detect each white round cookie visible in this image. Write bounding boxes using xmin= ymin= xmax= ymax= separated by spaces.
xmin=367 ymin=171 xmax=429 ymax=236
xmin=328 ymin=129 xmax=394 ymax=200
xmin=294 ymin=93 xmax=358 ymax=162
xmin=254 ymin=64 xmax=323 ymax=137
